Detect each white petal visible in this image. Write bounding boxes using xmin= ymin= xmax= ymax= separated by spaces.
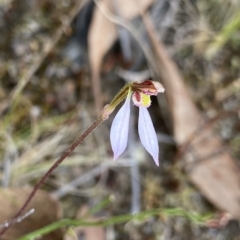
xmin=138 ymin=107 xmax=159 ymax=166
xmin=110 ymin=96 xmax=131 ymax=160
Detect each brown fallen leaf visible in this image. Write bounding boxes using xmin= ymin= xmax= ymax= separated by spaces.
xmin=142 ymin=14 xmax=240 ymax=218
xmin=88 ymin=0 xmax=154 ymax=113
xmin=0 ymin=188 xmax=62 ymax=240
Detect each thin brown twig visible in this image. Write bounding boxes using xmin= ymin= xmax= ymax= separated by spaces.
xmin=0 ymin=209 xmax=35 ymax=229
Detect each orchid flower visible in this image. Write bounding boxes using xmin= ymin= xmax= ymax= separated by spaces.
xmin=110 ymin=80 xmax=165 ymax=166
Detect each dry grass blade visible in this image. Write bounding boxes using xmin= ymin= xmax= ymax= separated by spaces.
xmin=142 ymin=13 xmax=240 ymax=218
xmin=205 ymin=8 xmax=240 ymax=59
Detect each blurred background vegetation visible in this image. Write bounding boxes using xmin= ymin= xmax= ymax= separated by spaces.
xmin=1 ymin=0 xmax=240 ymax=239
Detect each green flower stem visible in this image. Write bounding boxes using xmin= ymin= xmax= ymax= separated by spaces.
xmin=18 ymin=208 xmax=214 ymax=240
xmin=108 ymin=82 xmax=132 ymax=110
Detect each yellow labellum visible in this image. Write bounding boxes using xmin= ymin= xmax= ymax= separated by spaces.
xmin=141 ymin=94 xmax=151 ymax=107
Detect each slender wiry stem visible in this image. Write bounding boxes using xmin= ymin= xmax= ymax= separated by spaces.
xmin=0 ymin=82 xmax=133 ymax=237
xmin=0 ymin=115 xmax=104 ymax=236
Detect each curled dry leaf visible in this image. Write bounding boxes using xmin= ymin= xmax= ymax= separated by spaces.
xmin=142 ymin=14 xmax=240 ymax=218
xmin=88 ymin=0 xmax=154 ymax=112
xmin=0 ymin=188 xmax=62 ymax=240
